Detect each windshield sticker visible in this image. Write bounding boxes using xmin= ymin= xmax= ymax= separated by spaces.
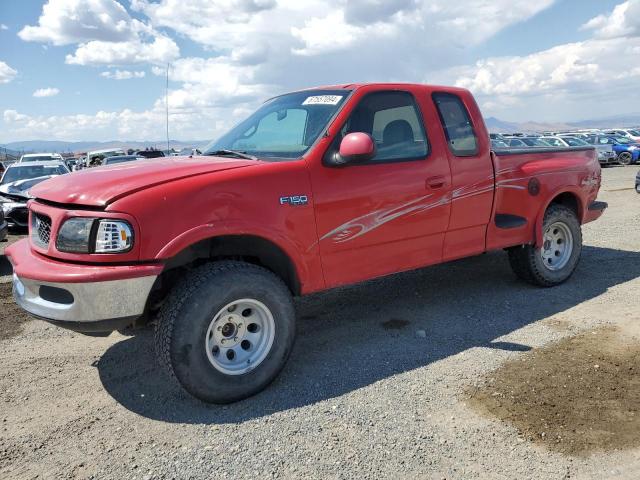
xmin=302 ymin=95 xmax=343 ymax=106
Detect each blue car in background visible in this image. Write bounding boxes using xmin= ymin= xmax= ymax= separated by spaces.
xmin=585 ymin=134 xmax=640 ymax=165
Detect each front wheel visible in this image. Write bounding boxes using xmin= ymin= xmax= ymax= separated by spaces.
xmin=508 ymin=204 xmax=582 ymax=287
xmin=154 ymin=261 xmax=295 ymax=403
xmin=618 ymin=152 xmax=633 ymax=166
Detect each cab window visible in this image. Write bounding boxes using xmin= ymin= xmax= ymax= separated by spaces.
xmin=432 ymin=92 xmax=479 ymax=156
xmin=339 ymin=91 xmax=429 ymax=163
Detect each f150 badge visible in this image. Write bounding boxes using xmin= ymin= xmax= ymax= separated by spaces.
xmin=280 ymin=195 xmax=308 ymax=206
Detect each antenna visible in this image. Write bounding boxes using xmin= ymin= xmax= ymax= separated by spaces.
xmin=166 ymin=63 xmax=170 ymax=154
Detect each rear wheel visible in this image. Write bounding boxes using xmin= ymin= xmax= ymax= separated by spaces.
xmin=636 ymin=183 xmax=640 ymax=194
xmin=508 ymin=204 xmax=582 ymax=287
xmin=618 ymin=152 xmax=633 ymax=166
xmin=154 ymin=261 xmax=295 ymax=403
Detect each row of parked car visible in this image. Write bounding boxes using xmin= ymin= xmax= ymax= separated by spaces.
xmin=490 ymin=128 xmax=640 ymax=166
xmin=0 ymin=147 xmax=194 ymax=232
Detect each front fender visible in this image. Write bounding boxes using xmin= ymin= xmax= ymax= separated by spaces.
xmin=155 ymin=221 xmax=323 ymax=294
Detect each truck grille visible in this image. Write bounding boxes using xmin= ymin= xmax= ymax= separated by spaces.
xmin=31 ymin=213 xmax=52 ymax=248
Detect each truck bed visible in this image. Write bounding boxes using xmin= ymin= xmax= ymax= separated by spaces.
xmin=486 ymin=146 xmax=600 ymax=251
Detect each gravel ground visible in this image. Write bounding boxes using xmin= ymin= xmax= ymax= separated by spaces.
xmin=1 ymin=166 xmax=639 ymax=479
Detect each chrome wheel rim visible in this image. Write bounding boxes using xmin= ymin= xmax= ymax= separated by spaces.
xmin=205 ymin=299 xmax=275 ymax=375
xmin=541 ymin=221 xmax=573 ymax=271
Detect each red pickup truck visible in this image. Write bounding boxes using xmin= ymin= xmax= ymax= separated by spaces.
xmin=7 ymin=83 xmax=606 ymax=403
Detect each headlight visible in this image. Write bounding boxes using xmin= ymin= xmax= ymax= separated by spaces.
xmin=56 ymin=218 xmax=93 ymax=253
xmin=56 ymin=218 xmax=133 ymax=253
xmin=94 ymin=220 xmax=133 ymax=253
xmin=1 ymin=202 xmax=23 ymax=214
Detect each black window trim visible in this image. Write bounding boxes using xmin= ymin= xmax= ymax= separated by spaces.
xmin=324 ymin=89 xmax=431 ymax=166
xmin=432 ymin=91 xmax=480 ymax=157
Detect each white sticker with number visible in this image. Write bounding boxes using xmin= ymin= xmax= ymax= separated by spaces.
xmin=302 ymin=95 xmax=343 ymax=106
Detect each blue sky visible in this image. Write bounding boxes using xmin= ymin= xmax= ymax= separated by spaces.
xmin=0 ymin=0 xmax=638 ymax=142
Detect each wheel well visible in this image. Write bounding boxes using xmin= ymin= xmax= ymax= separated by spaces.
xmin=162 ymin=235 xmax=301 ymax=295
xmin=549 ymin=192 xmax=581 ymax=219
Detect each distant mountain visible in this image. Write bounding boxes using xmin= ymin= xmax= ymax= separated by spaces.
xmin=486 ymin=113 xmax=640 ymax=134
xmin=568 ymin=113 xmax=640 ymax=129
xmin=2 ymin=139 xmax=209 ymax=154
xmin=484 ymin=117 xmax=519 ymax=132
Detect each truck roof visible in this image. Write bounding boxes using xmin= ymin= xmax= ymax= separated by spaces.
xmin=302 ymin=83 xmax=472 ymax=94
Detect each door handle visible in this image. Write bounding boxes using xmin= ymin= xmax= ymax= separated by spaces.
xmin=426 ymin=176 xmax=446 ymax=189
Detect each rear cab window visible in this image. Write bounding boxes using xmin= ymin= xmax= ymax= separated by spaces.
xmin=432 ymin=92 xmax=479 ymax=156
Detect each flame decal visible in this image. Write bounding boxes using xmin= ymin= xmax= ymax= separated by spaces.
xmin=320 ymin=173 xmax=527 ymax=244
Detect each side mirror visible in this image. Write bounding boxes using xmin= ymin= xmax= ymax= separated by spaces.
xmin=337 ymin=132 xmax=376 ymax=165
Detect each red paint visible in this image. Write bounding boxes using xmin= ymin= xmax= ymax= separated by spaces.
xmin=339 ymin=132 xmax=376 ymax=160
xmin=6 ymin=83 xmax=604 ymax=295
xmin=9 ymin=239 xmax=162 ymax=283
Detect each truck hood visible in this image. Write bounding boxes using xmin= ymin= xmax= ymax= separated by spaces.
xmin=31 ymin=155 xmax=258 ymax=207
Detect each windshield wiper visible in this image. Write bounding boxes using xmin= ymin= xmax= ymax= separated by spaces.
xmin=204 ymin=149 xmax=257 ymax=160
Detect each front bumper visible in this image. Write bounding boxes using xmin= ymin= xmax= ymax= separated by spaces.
xmin=597 ymin=152 xmax=617 ymax=165
xmin=7 ymin=239 xmax=162 ymax=333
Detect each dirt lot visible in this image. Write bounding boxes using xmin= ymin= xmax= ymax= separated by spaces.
xmin=1 ymin=166 xmax=639 ymax=479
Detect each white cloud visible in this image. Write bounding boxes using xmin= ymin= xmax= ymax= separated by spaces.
xmin=152 ymin=57 xmax=267 ymax=111
xmin=19 ymin=0 xmax=179 ymax=65
xmin=1 ymin=104 xmax=250 ymax=143
xmin=438 ymin=2 xmax=640 ymax=121
xmin=100 ymin=69 xmax=146 ymax=80
xmin=0 ymin=61 xmax=17 ymax=84
xmin=33 ymin=87 xmax=60 ymax=97
xmin=66 ymin=35 xmax=178 ymax=65
xmin=131 ymin=0 xmax=277 ymax=50
xmin=0 ymin=24 xmax=8 ymax=30
xmin=582 ymin=0 xmax=640 ymax=39
xmin=292 ymin=0 xmax=555 ymax=55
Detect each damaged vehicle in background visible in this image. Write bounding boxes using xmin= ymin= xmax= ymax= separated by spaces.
xmin=0 ymin=161 xmax=69 ymax=228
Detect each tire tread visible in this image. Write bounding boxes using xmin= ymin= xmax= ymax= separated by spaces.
xmin=154 ymin=261 xmax=290 ymax=381
xmin=508 ymin=204 xmax=581 ymax=287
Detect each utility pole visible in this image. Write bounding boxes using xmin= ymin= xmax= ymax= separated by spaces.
xmin=166 ymin=63 xmax=170 ymax=154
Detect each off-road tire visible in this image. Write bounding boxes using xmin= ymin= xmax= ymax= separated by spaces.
xmin=154 ymin=261 xmax=295 ymax=403
xmin=508 ymin=204 xmax=582 ymax=287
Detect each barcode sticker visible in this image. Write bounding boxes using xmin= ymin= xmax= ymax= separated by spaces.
xmin=302 ymin=95 xmax=343 ymax=106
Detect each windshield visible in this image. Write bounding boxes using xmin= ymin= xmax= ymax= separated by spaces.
xmin=106 ymin=156 xmax=142 ymax=164
xmin=21 ymin=155 xmax=56 ymax=162
xmin=1 ymin=165 xmax=68 ymax=184
xmin=542 ymin=137 xmax=565 ymax=147
xmin=562 ymin=137 xmax=589 ymax=146
xmin=610 ymin=135 xmax=632 ymax=144
xmin=203 ymin=90 xmax=350 ymax=160
xmin=522 ymin=138 xmax=549 ymax=147
xmin=628 ymin=130 xmax=640 ymax=136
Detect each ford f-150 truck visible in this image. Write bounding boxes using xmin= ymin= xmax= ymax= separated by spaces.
xmin=6 ymin=83 xmax=606 ymax=403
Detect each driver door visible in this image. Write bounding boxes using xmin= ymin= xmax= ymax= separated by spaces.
xmin=309 ymin=89 xmax=452 ymax=289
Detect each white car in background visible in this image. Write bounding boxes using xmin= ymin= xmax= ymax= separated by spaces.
xmin=604 ymin=129 xmax=640 ymax=142
xmin=18 ymin=152 xmax=64 ymax=163
xmin=541 ymin=136 xmax=590 ymax=148
xmin=0 ymin=160 xmax=70 ymax=227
